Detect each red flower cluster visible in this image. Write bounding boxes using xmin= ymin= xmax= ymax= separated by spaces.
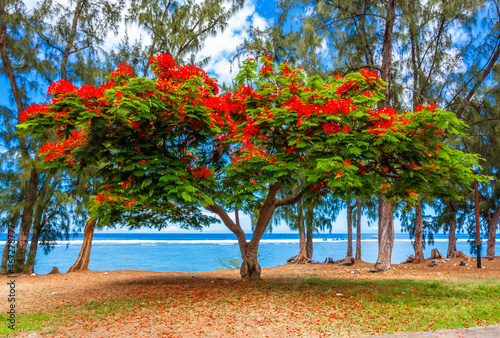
xmin=259 ymin=64 xmax=273 ymax=75
xmin=110 ymin=63 xmax=133 ymax=82
xmin=336 ymin=81 xmax=359 ymax=97
xmin=360 ymin=68 xmax=379 ymax=85
xmin=20 ymin=104 xmax=50 ymax=122
xmin=53 ymin=110 xmax=69 ymax=121
xmin=188 ymin=165 xmax=212 ymax=179
xmin=77 ymin=84 xmax=105 ymax=99
xmin=321 ymin=122 xmax=349 ymax=134
xmin=39 ymin=129 xmax=88 ymax=163
xmin=47 ymin=80 xmax=77 ymax=97
xmin=310 ymin=178 xmax=330 ymax=194
xmin=149 ymin=53 xmax=177 ymax=78
xmin=366 ymin=107 xmax=402 ymax=137
xmin=95 ymin=193 xmax=135 ymax=207
xmin=415 ymin=103 xmax=437 ymax=113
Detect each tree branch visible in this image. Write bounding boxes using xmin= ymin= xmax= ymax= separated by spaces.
xmin=204 ymin=202 xmax=245 ymax=239
xmin=275 ymin=185 xmax=310 ymax=207
xmin=455 ymin=36 xmax=500 ymax=119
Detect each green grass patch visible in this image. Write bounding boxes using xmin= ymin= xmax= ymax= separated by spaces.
xmin=0 ymin=313 xmax=52 ymax=335
xmin=17 ymin=277 xmax=500 ymax=336
xmin=297 ymin=277 xmax=500 ymax=334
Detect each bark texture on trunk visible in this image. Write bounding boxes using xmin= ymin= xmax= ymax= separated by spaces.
xmin=346 ymin=200 xmax=354 ymax=258
xmin=68 ymin=219 xmax=97 ymax=272
xmin=355 ymin=198 xmax=362 ymax=261
xmin=305 ymin=206 xmax=314 ymax=260
xmin=487 ymin=204 xmax=500 ymax=258
xmin=14 ymin=168 xmax=39 ymax=273
xmin=446 ymin=205 xmax=457 ymax=258
xmin=288 ymin=199 xmax=310 ymax=263
xmin=24 ymin=206 xmax=46 ymax=275
xmin=379 ymin=0 xmax=398 ymax=107
xmin=414 ymin=197 xmax=424 ymax=263
xmin=1 ymin=216 xmax=19 ymax=274
xmin=373 ymin=196 xmax=394 ymax=271
xmin=239 ymin=242 xmax=261 ymax=279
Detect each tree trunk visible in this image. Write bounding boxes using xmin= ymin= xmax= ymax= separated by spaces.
xmin=355 ymin=198 xmax=362 ymax=261
xmin=414 ymin=197 xmax=424 ymax=263
xmin=305 ymin=205 xmax=314 ymax=259
xmin=24 ymin=205 xmax=46 ymax=275
xmin=0 ymin=2 xmax=26 ymax=132
xmin=446 ymin=205 xmax=457 ymax=258
xmin=371 ymin=0 xmax=397 ymax=273
xmin=14 ymin=168 xmax=39 ymax=273
xmin=373 ymin=196 xmax=394 ymax=271
xmin=61 ymin=0 xmax=85 ymax=81
xmin=379 ymin=0 xmax=398 ymax=108
xmin=288 ymin=199 xmax=310 ymax=263
xmin=346 ymin=200 xmax=354 ymax=258
xmin=205 ymin=181 xmax=309 ymax=279
xmin=242 ymin=188 xmax=280 ymax=279
xmin=0 ymin=215 xmax=19 ymax=274
xmin=487 ymin=204 xmax=500 ymax=258
xmin=67 ymin=219 xmax=97 ymax=272
xmin=240 ymin=241 xmax=261 ymax=279
xmin=455 ymin=36 xmax=500 ymax=120
xmin=2 ymin=0 xmax=41 ymax=273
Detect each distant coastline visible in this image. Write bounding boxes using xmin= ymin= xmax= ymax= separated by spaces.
xmin=9 ymin=232 xmax=497 ymax=276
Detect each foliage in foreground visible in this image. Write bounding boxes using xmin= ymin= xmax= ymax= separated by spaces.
xmin=8 ymin=277 xmax=500 ymax=336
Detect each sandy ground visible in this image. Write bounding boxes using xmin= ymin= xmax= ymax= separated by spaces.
xmin=4 ymin=257 xmax=500 ymax=337
xmin=11 ymin=257 xmax=500 ymax=314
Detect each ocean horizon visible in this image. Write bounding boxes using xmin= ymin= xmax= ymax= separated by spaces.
xmin=1 ymin=232 xmax=497 ymax=275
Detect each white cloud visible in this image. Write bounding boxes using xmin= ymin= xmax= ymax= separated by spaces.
xmin=196 ymin=0 xmax=269 ymax=85
xmin=163 ymin=225 xmax=182 ymax=232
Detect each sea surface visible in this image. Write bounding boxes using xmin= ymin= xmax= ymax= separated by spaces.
xmin=1 ymin=232 xmax=498 ymax=275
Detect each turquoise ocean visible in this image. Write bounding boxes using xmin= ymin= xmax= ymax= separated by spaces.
xmin=1 ymin=232 xmax=498 ymax=275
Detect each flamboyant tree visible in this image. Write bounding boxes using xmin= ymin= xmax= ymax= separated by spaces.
xmin=19 ymin=55 xmax=481 ymax=279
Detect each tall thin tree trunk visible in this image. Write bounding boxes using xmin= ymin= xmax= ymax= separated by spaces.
xmin=1 ymin=216 xmax=19 ymax=274
xmin=60 ymin=0 xmax=85 ymax=81
xmin=373 ymin=196 xmax=394 ymax=271
xmin=414 ymin=197 xmax=425 ymax=263
xmin=1 ymin=7 xmax=41 ymax=273
xmin=288 ymin=199 xmax=310 ymax=263
xmin=379 ymin=0 xmax=398 ymax=108
xmin=24 ymin=214 xmax=46 ymax=275
xmin=14 ymin=168 xmax=39 ymax=273
xmin=355 ymin=198 xmax=362 ymax=261
xmin=305 ymin=206 xmax=314 ymax=260
xmin=68 ymin=219 xmax=97 ymax=272
xmin=346 ymin=200 xmax=354 ymax=258
xmin=487 ymin=204 xmax=500 ymax=258
xmin=446 ymin=204 xmax=457 ymax=258
xmin=371 ymin=0 xmax=397 ymax=272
